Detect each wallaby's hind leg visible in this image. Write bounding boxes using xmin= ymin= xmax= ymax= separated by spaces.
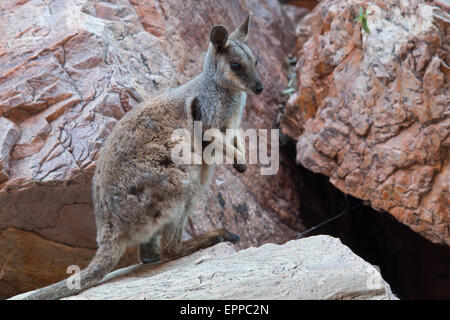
xmin=159 ymin=199 xmax=240 ymax=261
xmin=139 ymin=236 xmax=161 ymax=264
xmin=160 ymin=224 xmax=240 ymax=261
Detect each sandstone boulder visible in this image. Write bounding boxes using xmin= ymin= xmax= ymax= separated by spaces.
xmin=11 ymin=235 xmax=397 ymax=300
xmin=281 ymin=0 xmax=450 ymax=245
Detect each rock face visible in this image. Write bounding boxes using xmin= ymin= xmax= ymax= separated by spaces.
xmin=11 ymin=235 xmax=397 ymax=300
xmin=0 ymin=227 xmax=137 ymax=298
xmin=281 ymin=0 xmax=449 ymax=245
xmin=0 ymin=0 xmax=302 ymax=299
xmin=281 ymin=0 xmax=319 ymax=11
xmin=0 ymin=118 xmax=20 ymax=183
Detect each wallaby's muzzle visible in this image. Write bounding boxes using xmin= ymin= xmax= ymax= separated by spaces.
xmin=255 ymin=81 xmax=264 ymax=94
xmin=251 ymin=80 xmax=264 ymax=95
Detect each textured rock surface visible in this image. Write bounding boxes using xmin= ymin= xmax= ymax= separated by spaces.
xmin=0 ymin=0 xmax=302 ymax=299
xmin=11 ymin=235 xmax=397 ymax=300
xmin=0 ymin=118 xmax=20 ymax=183
xmin=281 ymin=0 xmax=449 ymax=245
xmin=281 ymin=0 xmax=319 ymax=10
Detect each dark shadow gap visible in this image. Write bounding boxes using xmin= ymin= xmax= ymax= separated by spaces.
xmin=281 ymin=139 xmax=450 ymax=300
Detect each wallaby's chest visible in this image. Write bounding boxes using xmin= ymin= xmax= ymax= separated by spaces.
xmin=226 ymin=91 xmax=247 ymax=129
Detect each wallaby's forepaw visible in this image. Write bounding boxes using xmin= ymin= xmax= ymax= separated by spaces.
xmin=233 ymin=163 xmax=247 ymax=173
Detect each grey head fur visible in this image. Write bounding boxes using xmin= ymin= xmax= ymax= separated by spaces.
xmin=203 ymin=15 xmax=263 ymax=96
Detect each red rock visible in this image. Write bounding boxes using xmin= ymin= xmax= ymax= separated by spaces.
xmin=282 ymin=0 xmax=319 ymax=10
xmin=282 ymin=0 xmax=449 ymax=245
xmin=0 ymin=228 xmax=137 ymax=299
xmin=0 ymin=0 xmax=301 ymax=298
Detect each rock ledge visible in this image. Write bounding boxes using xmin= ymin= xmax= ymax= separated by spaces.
xmin=13 ymin=235 xmax=397 ymax=300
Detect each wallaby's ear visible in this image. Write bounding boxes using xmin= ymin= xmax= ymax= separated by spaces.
xmin=210 ymin=26 xmax=228 ymax=51
xmin=229 ymin=14 xmax=250 ymax=42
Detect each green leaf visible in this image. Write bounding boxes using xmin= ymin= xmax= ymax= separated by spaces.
xmin=355 ymin=7 xmax=371 ymax=34
xmin=362 ymin=19 xmax=371 ymax=34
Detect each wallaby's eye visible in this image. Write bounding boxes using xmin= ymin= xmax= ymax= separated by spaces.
xmin=230 ymin=62 xmax=241 ymax=72
xmin=255 ymin=60 xmax=258 ymax=67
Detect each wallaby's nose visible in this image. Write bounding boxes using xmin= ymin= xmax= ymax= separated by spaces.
xmin=254 ymin=82 xmax=263 ymax=95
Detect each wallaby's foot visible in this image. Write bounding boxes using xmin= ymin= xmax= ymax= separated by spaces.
xmin=216 ymin=227 xmax=240 ymax=243
xmin=139 ymin=238 xmax=161 ymax=264
xmin=233 ymin=163 xmax=247 ymax=173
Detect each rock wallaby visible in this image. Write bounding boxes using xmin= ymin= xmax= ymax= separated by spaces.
xmin=20 ymin=15 xmax=263 ymax=300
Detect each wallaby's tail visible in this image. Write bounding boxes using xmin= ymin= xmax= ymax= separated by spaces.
xmin=17 ymin=242 xmax=124 ymax=300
